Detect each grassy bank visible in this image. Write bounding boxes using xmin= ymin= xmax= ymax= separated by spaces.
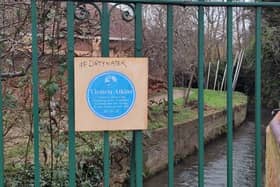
xmin=149 ymin=89 xmax=247 ymax=129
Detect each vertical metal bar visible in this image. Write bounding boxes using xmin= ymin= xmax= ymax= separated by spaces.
xmin=135 ymin=130 xmax=143 ymax=187
xmin=130 ymin=134 xmax=136 ymax=187
xmin=103 ymin=132 xmax=110 ymax=187
xmin=167 ymin=5 xmax=174 ymax=187
xmin=31 ymin=0 xmax=40 ymax=186
xmin=101 ymin=3 xmax=110 ymax=187
xmin=0 ymin=39 xmax=4 ymax=187
xmin=67 ymin=2 xmax=76 ymax=187
xmin=134 ymin=4 xmax=143 ymax=187
xmin=255 ymin=5 xmax=262 ymax=187
xmin=101 ymin=3 xmax=110 ymax=57
xmin=198 ymin=2 xmax=205 ymax=187
xmin=226 ymin=2 xmax=233 ymax=187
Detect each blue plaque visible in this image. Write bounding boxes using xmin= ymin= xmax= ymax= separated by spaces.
xmin=86 ymin=71 xmax=136 ymax=120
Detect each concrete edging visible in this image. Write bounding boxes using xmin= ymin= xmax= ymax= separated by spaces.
xmin=142 ymin=104 xmax=247 ymax=176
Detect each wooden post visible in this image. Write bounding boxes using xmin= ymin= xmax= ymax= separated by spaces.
xmin=233 ymin=49 xmax=245 ymax=91
xmin=233 ymin=50 xmax=242 ymax=87
xmin=206 ymin=62 xmax=211 ymax=89
xmin=184 ymin=65 xmax=195 ymax=106
xmin=220 ymin=63 xmax=227 ymax=91
xmin=213 ymin=60 xmax=220 ymax=90
xmin=220 ymin=51 xmax=239 ymax=91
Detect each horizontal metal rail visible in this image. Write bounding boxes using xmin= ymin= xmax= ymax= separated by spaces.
xmin=54 ymin=0 xmax=280 ymax=7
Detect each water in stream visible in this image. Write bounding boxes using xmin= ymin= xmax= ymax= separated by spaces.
xmin=144 ymin=110 xmax=270 ymax=187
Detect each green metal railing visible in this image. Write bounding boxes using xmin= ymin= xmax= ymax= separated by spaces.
xmin=0 ymin=34 xmax=3 ymax=187
xmin=167 ymin=5 xmax=174 ymax=187
xmin=255 ymin=4 xmax=262 ymax=187
xmin=226 ymin=1 xmax=233 ymax=186
xmin=31 ymin=0 xmax=40 ymax=186
xmin=67 ymin=2 xmax=76 ymax=187
xmin=197 ymin=1 xmax=205 ymax=186
xmin=0 ymin=0 xmax=276 ymax=186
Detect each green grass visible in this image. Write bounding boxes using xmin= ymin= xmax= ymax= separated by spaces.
xmin=188 ymin=89 xmax=247 ymax=109
xmin=148 ymin=88 xmax=247 ymax=129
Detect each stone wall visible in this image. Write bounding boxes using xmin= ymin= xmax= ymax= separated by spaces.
xmin=143 ymin=104 xmax=247 ymax=176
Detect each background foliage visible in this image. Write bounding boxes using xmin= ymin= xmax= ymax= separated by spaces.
xmin=239 ymin=6 xmax=280 ymax=108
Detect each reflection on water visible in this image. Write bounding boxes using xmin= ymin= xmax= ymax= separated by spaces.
xmin=144 ymin=110 xmax=270 ymax=187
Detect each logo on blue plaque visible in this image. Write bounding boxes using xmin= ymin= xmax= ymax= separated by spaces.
xmin=86 ymin=71 xmax=136 ymax=120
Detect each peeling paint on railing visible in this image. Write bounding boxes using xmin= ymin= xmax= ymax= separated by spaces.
xmin=270 ymin=112 xmax=280 ymax=145
xmin=265 ymin=112 xmax=280 ymax=187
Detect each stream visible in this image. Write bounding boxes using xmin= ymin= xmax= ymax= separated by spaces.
xmin=144 ymin=109 xmax=270 ymax=187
